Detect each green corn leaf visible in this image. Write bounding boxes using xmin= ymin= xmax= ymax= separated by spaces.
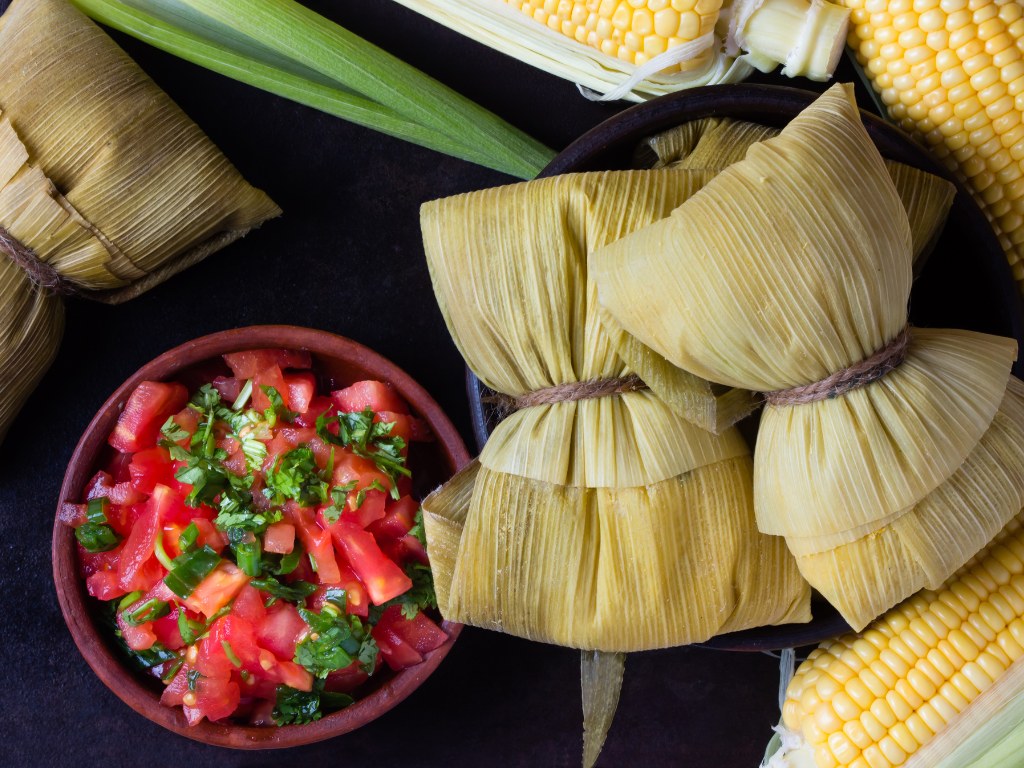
xmin=71 ymin=0 xmax=555 ymax=178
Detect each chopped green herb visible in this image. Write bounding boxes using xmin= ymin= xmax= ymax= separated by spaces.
xmin=123 ymin=598 xmax=170 ymax=627
xmin=263 ymin=445 xmax=329 ymax=507
xmin=321 ymin=481 xmax=357 ymax=524
xmin=178 ymin=610 xmax=204 ymax=645
xmin=231 ymin=379 xmax=254 ymax=411
xmin=221 ymin=640 xmax=242 ymax=668
xmin=75 ymin=522 xmax=121 ymax=552
xmin=164 ymin=545 xmax=220 ymax=599
xmin=272 ymin=682 xmax=354 ymax=726
xmin=261 ymin=385 xmax=297 ymax=427
xmin=250 ymin=575 xmax=317 ymax=603
xmin=294 ymin=607 xmax=378 ymax=678
xmin=408 ymin=507 xmax=428 ymax=549
xmin=187 ymin=669 xmax=202 ymax=692
xmin=85 ymin=497 xmax=111 ymax=524
xmin=118 ymin=591 xmax=144 ymax=612
xmin=229 ymin=528 xmax=262 ymax=576
xmin=315 ymin=408 xmax=410 ymax=499
xmin=159 ymin=415 xmax=189 ymax=444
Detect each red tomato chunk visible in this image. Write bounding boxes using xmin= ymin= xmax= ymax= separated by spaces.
xmin=63 ymin=358 xmax=446 ymax=727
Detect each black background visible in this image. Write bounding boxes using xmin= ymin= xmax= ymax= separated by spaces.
xmin=0 ymin=2 xmax=887 ymax=766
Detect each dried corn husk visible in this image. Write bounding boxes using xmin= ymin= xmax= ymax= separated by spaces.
xmin=420 ymin=169 xmax=810 ymax=652
xmin=642 ymin=116 xmax=955 ymax=271
xmin=0 ymin=0 xmax=278 ymax=443
xmin=591 ymin=84 xmax=1023 ymax=629
xmin=608 ymin=115 xmax=955 ymax=433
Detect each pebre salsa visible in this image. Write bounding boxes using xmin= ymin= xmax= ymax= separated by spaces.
xmin=60 ymin=348 xmax=448 ymax=726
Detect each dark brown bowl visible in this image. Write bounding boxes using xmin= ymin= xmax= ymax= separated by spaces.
xmin=54 ymin=325 xmax=471 ymax=748
xmin=467 ymin=84 xmax=1024 ymax=652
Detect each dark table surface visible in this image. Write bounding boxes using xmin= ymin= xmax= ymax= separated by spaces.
xmin=0 ymin=2 xmax=892 ymax=766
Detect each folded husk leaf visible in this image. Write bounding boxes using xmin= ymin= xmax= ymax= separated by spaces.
xmin=642 ymin=116 xmax=954 ymax=271
xmin=424 ymin=456 xmax=810 ymax=651
xmin=0 ymin=0 xmax=278 ymax=443
xmin=421 ymin=169 xmax=810 ymax=652
xmin=791 ymin=374 xmax=1024 ymax=630
xmin=590 ymin=83 xmax=1022 ymax=626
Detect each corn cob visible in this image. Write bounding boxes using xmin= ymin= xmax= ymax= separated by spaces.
xmin=769 ymin=508 xmax=1024 ymax=768
xmin=838 ymin=0 xmax=1024 ymax=290
xmin=391 ymin=0 xmax=850 ymax=101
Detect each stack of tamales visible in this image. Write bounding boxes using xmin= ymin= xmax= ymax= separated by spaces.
xmin=0 ymin=0 xmax=278 ymax=444
xmin=591 ymin=83 xmax=1024 ymax=632
xmin=420 ymin=167 xmax=812 ymax=764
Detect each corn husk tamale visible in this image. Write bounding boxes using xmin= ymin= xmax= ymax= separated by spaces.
xmin=591 ymin=83 xmax=1024 ymax=631
xmin=0 ymin=0 xmax=279 ymax=443
xmin=606 ymin=115 xmax=955 ymax=433
xmin=420 ymin=169 xmax=810 ymax=650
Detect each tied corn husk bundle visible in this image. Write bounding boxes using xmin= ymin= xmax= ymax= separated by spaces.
xmin=391 ymin=0 xmax=850 ymax=103
xmin=591 ymin=83 xmax=1024 ymax=632
xmin=422 ymin=167 xmax=810 ymax=765
xmin=421 ymin=169 xmax=810 ymax=650
xmin=609 ymin=115 xmax=957 ymax=433
xmin=0 ymin=0 xmax=278 ymax=444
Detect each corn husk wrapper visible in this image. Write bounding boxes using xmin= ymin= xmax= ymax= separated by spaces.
xmin=421 ymin=169 xmax=810 ymax=652
xmin=643 ymin=116 xmax=954 ymax=271
xmin=591 ymin=84 xmax=1022 ymax=630
xmin=609 ymin=116 xmax=955 ymax=433
xmin=0 ymin=0 xmax=279 ymax=444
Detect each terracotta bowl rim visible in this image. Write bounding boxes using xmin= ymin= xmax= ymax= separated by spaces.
xmin=53 ymin=324 xmax=470 ymax=749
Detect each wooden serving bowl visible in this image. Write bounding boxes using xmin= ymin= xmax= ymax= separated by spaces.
xmin=467 ymin=84 xmax=1024 ymax=651
xmin=53 ymin=325 xmax=470 ymax=748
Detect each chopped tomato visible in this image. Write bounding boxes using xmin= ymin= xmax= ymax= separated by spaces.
xmin=332 ymin=452 xmax=392 ymax=492
xmin=116 ymin=608 xmax=157 ymax=652
xmin=223 ymin=349 xmax=312 ymax=379
xmin=307 ymin=565 xmax=369 ymax=618
xmin=231 ymin=585 xmax=267 ymax=625
xmin=86 ymin=569 xmax=127 ymax=601
xmin=183 ymin=562 xmax=249 ymax=618
xmin=267 ymin=659 xmax=314 ymax=692
xmin=331 ymin=380 xmax=408 ymax=415
xmin=372 ymin=624 xmax=424 ymax=671
xmin=329 ymin=519 xmax=412 ymax=605
xmin=375 ymin=411 xmax=432 ymax=444
xmin=255 ymin=602 xmax=307 ymax=660
xmin=293 ymin=395 xmax=333 ymax=428
xmin=109 ymin=381 xmax=188 ymax=454
xmin=109 ymin=481 xmax=146 ymax=506
xmin=375 ymin=605 xmax=448 ymax=654
xmin=287 ymin=503 xmax=342 ymax=583
xmin=368 ymin=495 xmax=418 ymax=539
xmin=84 ymin=471 xmax=116 ymax=500
xmin=211 ymin=375 xmax=243 ymax=403
xmin=117 ymin=497 xmax=164 ymax=592
xmin=324 ymin=660 xmax=370 ymax=693
xmin=184 ymin=675 xmax=240 ymax=726
xmin=252 ymin=365 xmax=290 ymax=412
xmin=263 ymin=522 xmax=295 ymax=554
xmin=152 ymin=606 xmax=186 ymax=650
xmin=285 ymin=372 xmax=316 ymax=414
xmin=59 ymin=502 xmax=88 ymax=527
xmin=161 ymin=663 xmax=193 ymax=707
xmin=129 ymin=447 xmax=175 ymax=494
xmin=171 ymin=407 xmax=201 ymax=444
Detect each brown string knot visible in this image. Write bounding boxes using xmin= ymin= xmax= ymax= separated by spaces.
xmin=0 ymin=225 xmax=75 ymax=295
xmin=483 ymin=373 xmax=648 ymax=413
xmin=764 ymin=326 xmax=911 ymax=407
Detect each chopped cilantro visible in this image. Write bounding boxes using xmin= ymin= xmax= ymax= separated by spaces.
xmin=250 ymin=575 xmax=317 ymax=603
xmin=261 ymin=385 xmax=297 ymax=427
xmin=75 ymin=522 xmax=120 ymax=552
xmin=315 ymin=408 xmax=410 ymax=499
xmin=408 ymin=507 xmax=428 ymax=548
xmin=294 ymin=606 xmax=378 ymax=678
xmin=272 ymin=682 xmax=353 ymax=726
xmin=263 ymin=446 xmax=329 ymax=507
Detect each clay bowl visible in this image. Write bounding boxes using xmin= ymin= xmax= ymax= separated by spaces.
xmin=54 ymin=325 xmax=470 ymax=748
xmin=467 ymin=84 xmax=1024 ymax=652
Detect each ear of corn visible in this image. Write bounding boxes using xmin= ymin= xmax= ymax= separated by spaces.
xmin=836 ymin=0 xmax=1024 ymax=293
xmin=391 ymin=0 xmax=850 ymax=101
xmin=768 ymin=505 xmax=1024 ymax=768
